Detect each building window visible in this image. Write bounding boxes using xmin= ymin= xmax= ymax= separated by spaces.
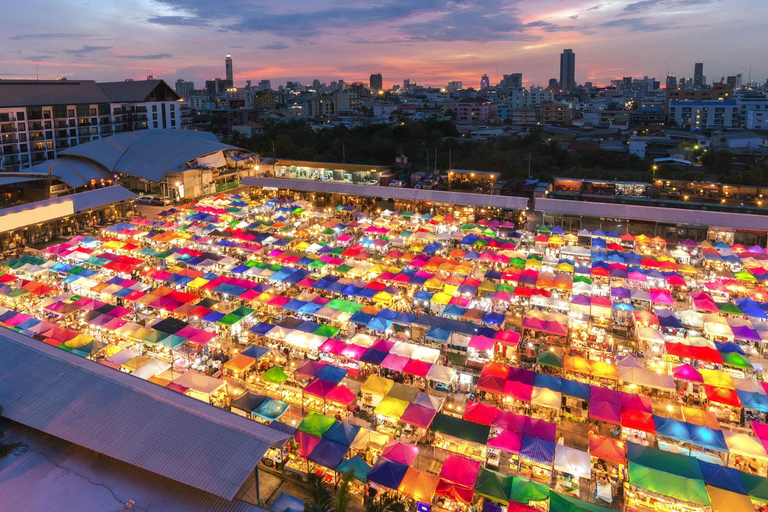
xmin=68 ymin=109 xmax=75 ymax=118
xmin=153 ymin=121 xmax=158 ymax=128
xmin=17 ymin=122 xmax=25 ymax=131
xmin=152 ymin=113 xmax=158 ymax=120
xmin=152 ymin=105 xmax=157 ymax=112
xmin=18 ymin=134 xmax=26 ymax=142
xmin=17 ymin=112 xmax=25 ymax=121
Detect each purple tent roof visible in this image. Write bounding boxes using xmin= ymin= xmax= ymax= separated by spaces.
xmin=589 ymin=400 xmax=621 ymax=424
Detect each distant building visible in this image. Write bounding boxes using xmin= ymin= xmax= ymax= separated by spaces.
xmin=664 ymin=83 xmax=732 ymax=113
xmin=630 ymin=107 xmax=666 ymax=126
xmin=747 ymin=110 xmax=768 ymax=130
xmin=447 ymin=81 xmax=463 ymax=93
xmin=541 ymin=101 xmax=573 ymax=125
xmin=175 ymin=79 xmax=195 ymax=99
xmin=253 ymin=90 xmax=277 ymax=110
xmin=303 ymin=95 xmax=335 ymax=118
xmin=449 ymin=97 xmax=496 ymax=124
xmin=666 ymin=74 xmax=678 ymax=90
xmin=0 ymin=79 xmax=184 ymax=171
xmin=225 ymin=55 xmax=234 ymax=88
xmin=560 ymin=49 xmax=575 ymax=92
xmin=501 ymin=73 xmax=523 ymax=90
xmin=668 ymin=99 xmax=738 ymax=129
xmin=258 ymin=79 xmax=271 ymax=91
xmin=693 ymin=62 xmax=705 ymax=89
xmin=369 ymin=73 xmax=383 ymax=92
xmin=480 ymin=74 xmax=490 ymax=89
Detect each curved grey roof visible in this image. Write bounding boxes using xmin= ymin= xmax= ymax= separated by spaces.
xmin=61 ymin=129 xmax=238 ymax=182
xmin=23 ymin=157 xmax=113 ymax=188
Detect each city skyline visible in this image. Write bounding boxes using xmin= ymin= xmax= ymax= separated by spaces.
xmin=3 ymin=0 xmax=768 ymax=88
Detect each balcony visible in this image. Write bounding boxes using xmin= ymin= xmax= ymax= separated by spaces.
xmin=54 ymin=121 xmax=68 ymax=129
xmin=29 ymin=133 xmax=45 ymax=142
xmin=55 ymin=141 xmax=70 ymax=150
xmin=0 ymin=135 xmax=18 ymax=145
xmin=1 ymin=147 xmax=18 ymax=155
xmin=133 ymin=114 xmax=148 ymax=122
xmin=0 ymin=125 xmax=16 ymax=133
xmin=0 ymin=155 xmax=20 ymax=166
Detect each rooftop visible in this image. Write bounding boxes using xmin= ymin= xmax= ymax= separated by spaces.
xmin=0 ymin=326 xmax=289 ymax=500
xmin=0 ymin=79 xmax=179 ymax=108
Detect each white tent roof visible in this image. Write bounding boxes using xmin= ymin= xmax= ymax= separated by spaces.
xmin=554 ymin=445 xmax=591 ymax=479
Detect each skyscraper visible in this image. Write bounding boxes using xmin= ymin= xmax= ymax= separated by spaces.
xmin=370 ymin=73 xmax=383 ymax=92
xmin=666 ymin=74 xmax=677 ymax=90
xmin=693 ymin=63 xmax=704 ymax=88
xmin=225 ymin=55 xmax=233 ymax=88
xmin=175 ymin=79 xmax=195 ymax=98
xmin=559 ymin=49 xmax=575 ymax=92
xmin=480 ymin=74 xmax=489 ymax=89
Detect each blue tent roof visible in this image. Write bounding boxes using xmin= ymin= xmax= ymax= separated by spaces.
xmin=323 ymin=422 xmax=361 ymax=446
xmin=443 ymin=304 xmax=466 ymax=318
xmin=316 ymin=365 xmax=347 ymax=384
xmin=367 ymin=317 xmax=392 ymax=332
xmin=393 ymin=312 xmax=416 ymax=325
xmin=534 ymin=374 xmax=563 ymax=392
xmin=688 ymin=424 xmax=727 ymax=452
xmin=561 ymin=379 xmax=590 ymax=400
xmin=359 ymin=348 xmax=388 ymax=365
xmin=425 ymin=326 xmax=452 ymax=343
xmin=698 ymin=460 xmax=747 ymax=494
xmin=653 ymin=416 xmax=691 ymax=444
xmin=270 ymin=492 xmax=304 ymax=512
xmin=250 ymin=322 xmax=275 ymax=336
xmin=241 ymin=344 xmax=270 ymax=359
xmin=308 ymin=438 xmax=347 ymax=470
xmin=367 ymin=459 xmax=409 ymax=490
xmin=414 ymin=290 xmax=433 ymax=301
xmin=335 ymin=455 xmax=371 ymax=482
xmin=252 ymin=398 xmax=290 ymax=421
xmin=520 ymin=435 xmax=555 ymax=465
xmin=350 ymin=311 xmax=375 ymax=325
xmin=483 ymin=312 xmax=505 ymax=325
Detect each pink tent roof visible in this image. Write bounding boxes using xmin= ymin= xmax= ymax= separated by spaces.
xmin=381 ymin=440 xmax=419 ymax=465
xmin=381 ymin=353 xmax=409 ymax=371
xmin=487 ymin=429 xmax=523 ymax=453
xmin=523 ymin=417 xmax=558 ymax=442
xmin=468 ymin=335 xmax=496 ymax=351
xmin=439 ymin=454 xmax=481 ymax=488
xmin=400 ymin=404 xmax=437 ymax=429
xmin=589 ymin=400 xmax=621 ymax=424
xmin=493 ymin=410 xmax=526 ymax=432
xmin=319 ymin=338 xmax=346 ymax=355
xmin=462 ymin=401 xmax=500 ymax=425
xmin=752 ymin=421 xmax=768 ymax=440
xmin=672 ymin=364 xmax=703 ymax=382
xmin=620 ymin=393 xmax=653 ymax=413
xmin=504 ymin=381 xmax=533 ymax=402
xmin=325 ymin=385 xmax=355 ymax=405
xmin=303 ymin=378 xmax=337 ymax=398
xmin=296 ymin=431 xmax=322 ymax=458
xmin=340 ymin=343 xmax=368 ymax=360
xmin=402 ymin=359 xmax=432 ymax=377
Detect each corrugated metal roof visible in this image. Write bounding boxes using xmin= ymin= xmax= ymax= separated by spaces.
xmin=0 ymin=80 xmax=112 ymax=108
xmin=243 ymin=176 xmax=530 ymax=210
xmin=535 ymin=197 xmax=768 ymax=231
xmin=62 ymin=130 xmax=237 ymax=183
xmin=0 ymin=176 xmax=49 ymax=187
xmin=0 ymin=186 xmax=136 ymax=233
xmin=22 ymin=156 xmax=113 ymax=188
xmin=0 ymin=327 xmax=290 ymax=500
xmin=0 ymin=422 xmax=269 ymax=512
xmin=98 ymin=80 xmax=179 ymax=102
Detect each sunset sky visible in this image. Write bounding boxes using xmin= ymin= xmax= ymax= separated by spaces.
xmin=4 ymin=0 xmax=766 ymax=88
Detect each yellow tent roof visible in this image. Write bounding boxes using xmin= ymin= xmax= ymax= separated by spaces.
xmin=479 ymin=280 xmax=497 ymax=293
xmin=701 ymin=369 xmax=734 ymax=389
xmin=424 ymin=278 xmax=445 ymax=290
xmin=398 ymin=467 xmax=440 ymax=503
xmin=556 ymin=262 xmax=574 ymax=272
xmin=590 ymin=360 xmax=618 ymax=380
xmin=121 ymin=355 xmax=153 ymax=372
xmin=148 ymin=375 xmax=171 ymax=387
xmin=186 ymin=277 xmax=210 ymax=288
xmin=102 ymin=344 xmax=122 ymax=357
xmin=564 ymin=355 xmax=592 ymax=374
xmin=678 ymin=264 xmax=697 ymax=274
xmin=361 ymin=375 xmax=394 ymax=396
xmin=65 ymin=334 xmax=94 ymax=349
xmin=374 ymin=396 xmax=409 ymax=419
xmin=294 ymin=241 xmax=310 ymax=251
xmin=681 ymin=407 xmax=720 ymax=430
xmin=430 ymin=292 xmax=452 ymax=305
xmin=373 ymin=291 xmax=394 ymax=303
xmin=707 ymin=486 xmax=753 ymax=512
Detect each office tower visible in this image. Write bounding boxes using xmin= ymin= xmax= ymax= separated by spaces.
xmin=225 ymin=54 xmax=233 ymax=88
xmin=560 ymin=49 xmax=575 ymax=92
xmin=480 ymin=74 xmax=489 ymax=89
xmin=258 ymin=79 xmax=271 ymax=90
xmin=694 ymin=63 xmax=704 ymax=89
xmin=370 ymin=73 xmax=383 ymax=92
xmin=312 ymin=79 xmax=321 ymax=91
xmin=175 ymin=79 xmax=195 ymax=98
xmin=666 ymin=74 xmax=677 ymax=90
xmin=501 ymin=73 xmax=523 ymax=89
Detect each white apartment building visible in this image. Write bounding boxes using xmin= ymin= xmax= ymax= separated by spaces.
xmin=0 ymin=79 xmax=186 ymax=171
xmin=747 ymin=110 xmax=768 ymax=130
xmin=667 ymin=100 xmax=738 ymax=130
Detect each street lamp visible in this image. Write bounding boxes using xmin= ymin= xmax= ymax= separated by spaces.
xmin=652 ymin=164 xmax=658 ymax=182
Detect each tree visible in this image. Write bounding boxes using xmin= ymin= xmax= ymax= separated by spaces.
xmin=364 ymin=492 xmax=406 ymax=512
xmin=0 ymin=405 xmax=20 ymax=461
xmin=335 ymin=472 xmax=353 ymax=512
xmin=304 ymin=472 xmax=334 ymax=512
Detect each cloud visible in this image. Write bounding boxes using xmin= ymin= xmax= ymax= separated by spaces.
xmin=624 ymin=0 xmax=716 ymax=12
xmin=62 ymin=45 xmax=113 ymax=56
xmin=147 ymin=15 xmax=207 ymax=27
xmin=600 ymin=17 xmax=671 ymax=31
xmin=8 ymin=32 xmax=101 ymax=41
xmin=22 ymin=55 xmax=51 ymax=62
xmin=115 ymin=53 xmax=174 ymax=59
xmin=260 ymin=43 xmax=289 ymax=50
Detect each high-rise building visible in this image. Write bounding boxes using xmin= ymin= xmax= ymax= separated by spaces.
xmin=258 ymin=79 xmax=271 ymax=90
xmin=694 ymin=63 xmax=704 ymax=89
xmin=501 ymin=73 xmax=523 ymax=89
xmin=666 ymin=74 xmax=677 ymax=90
xmin=480 ymin=74 xmax=490 ymax=89
xmin=446 ymin=81 xmax=463 ymax=93
xmin=175 ymin=79 xmax=195 ymax=98
xmin=369 ymin=73 xmax=383 ymax=92
xmin=403 ymin=79 xmax=410 ymax=90
xmin=560 ymin=49 xmax=575 ymax=92
xmin=225 ymin=55 xmax=234 ymax=88
xmin=312 ymin=79 xmax=321 ymax=91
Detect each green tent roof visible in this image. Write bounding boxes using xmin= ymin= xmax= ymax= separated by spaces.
xmin=231 ymin=306 xmax=255 ymax=318
xmin=308 ymin=260 xmax=327 ymax=268
xmin=628 ymin=462 xmax=709 ymax=505
xmin=474 ymin=467 xmax=512 ymax=503
xmin=261 ymin=366 xmax=288 ymax=384
xmin=734 ymin=270 xmax=757 ymax=282
xmin=326 ymin=299 xmax=364 ymax=314
xmin=574 ymin=275 xmax=592 ymax=284
xmin=430 ymin=412 xmax=490 ymax=445
xmin=509 ymin=257 xmax=526 ymax=268
xmin=509 ymin=476 xmax=550 ymax=503
xmin=740 ymin=470 xmax=768 ymax=502
xmin=314 ymin=324 xmax=339 ymax=338
xmin=218 ymin=313 xmax=244 ymax=326
xmin=297 ymin=412 xmax=336 ymax=437
xmin=721 ymin=351 xmax=753 ymax=370
xmin=6 ymin=289 xmax=28 ymax=298
xmin=549 ymin=492 xmax=614 ymax=512
xmin=717 ymin=302 xmax=744 ymax=316
xmin=537 ymin=225 xmax=551 ymax=233
xmin=537 ymin=351 xmax=564 ymax=368
xmin=336 ymin=264 xmax=353 ymax=273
